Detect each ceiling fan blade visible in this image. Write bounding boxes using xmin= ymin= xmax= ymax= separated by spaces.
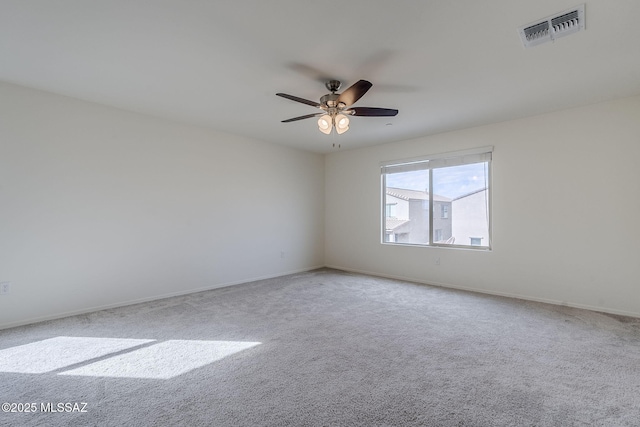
xmin=336 ymin=80 xmax=373 ymax=106
xmin=276 ymin=93 xmax=321 ymax=108
xmin=281 ymin=113 xmax=323 ymax=123
xmin=287 ymin=62 xmax=336 ymax=85
xmin=348 ymin=107 xmax=398 ymax=117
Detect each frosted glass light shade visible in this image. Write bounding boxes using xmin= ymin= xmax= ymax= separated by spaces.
xmin=335 ymin=114 xmax=350 ymax=135
xmin=318 ymin=115 xmax=332 ymax=135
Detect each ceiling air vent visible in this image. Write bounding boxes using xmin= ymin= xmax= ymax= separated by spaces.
xmin=519 ymin=4 xmax=585 ymax=48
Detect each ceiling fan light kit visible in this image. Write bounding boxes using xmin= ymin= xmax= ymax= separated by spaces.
xmin=277 ymin=79 xmax=398 ymax=136
xmin=335 ymin=114 xmax=350 ymax=134
xmin=318 ymin=115 xmax=332 ymax=134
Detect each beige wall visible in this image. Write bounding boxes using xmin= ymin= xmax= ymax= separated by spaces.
xmin=325 ymin=95 xmax=640 ymax=317
xmin=2 ymin=81 xmax=639 ymax=327
xmin=0 ymin=82 xmax=325 ymax=328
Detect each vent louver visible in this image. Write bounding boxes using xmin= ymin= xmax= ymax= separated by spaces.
xmin=519 ymin=4 xmax=585 ymax=48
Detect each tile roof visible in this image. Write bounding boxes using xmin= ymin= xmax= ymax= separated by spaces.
xmin=386 ymin=187 xmax=451 ymax=202
xmin=385 ymin=218 xmax=410 ymax=232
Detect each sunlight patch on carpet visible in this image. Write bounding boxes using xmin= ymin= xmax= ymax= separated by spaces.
xmin=58 ymin=340 xmax=261 ymax=379
xmin=0 ymin=336 xmax=155 ymax=373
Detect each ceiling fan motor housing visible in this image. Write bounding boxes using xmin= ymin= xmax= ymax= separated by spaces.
xmin=320 ymin=93 xmax=342 ymax=109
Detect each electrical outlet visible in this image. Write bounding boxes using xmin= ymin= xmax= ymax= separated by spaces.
xmin=435 ymin=258 xmax=441 ymax=266
xmin=0 ymin=282 xmax=11 ymax=295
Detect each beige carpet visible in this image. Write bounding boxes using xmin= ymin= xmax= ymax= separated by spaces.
xmin=1 ymin=268 xmax=639 ymax=426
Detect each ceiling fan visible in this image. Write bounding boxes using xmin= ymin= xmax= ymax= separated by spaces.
xmin=276 ymin=79 xmax=398 ymax=135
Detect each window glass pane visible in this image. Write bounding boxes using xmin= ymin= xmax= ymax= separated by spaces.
xmin=382 ymin=149 xmax=491 ymax=249
xmin=384 ymin=170 xmax=430 ymax=244
xmin=432 ymin=162 xmax=490 ymax=247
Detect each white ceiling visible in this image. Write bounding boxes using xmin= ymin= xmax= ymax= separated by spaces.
xmin=1 ymin=1 xmax=639 ymax=153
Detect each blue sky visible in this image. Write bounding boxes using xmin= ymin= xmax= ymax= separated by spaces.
xmin=386 ymin=163 xmax=488 ymax=199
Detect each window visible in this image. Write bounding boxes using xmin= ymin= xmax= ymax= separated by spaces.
xmin=381 ymin=147 xmax=492 ymax=249
xmin=385 ymin=203 xmax=397 ymax=218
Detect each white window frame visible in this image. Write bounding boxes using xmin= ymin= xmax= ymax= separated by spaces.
xmin=381 ymin=146 xmax=493 ymax=250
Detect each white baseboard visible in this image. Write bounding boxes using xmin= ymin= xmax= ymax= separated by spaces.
xmin=5 ymin=263 xmax=636 ymax=330
xmin=0 ymin=265 xmax=325 ymax=330
xmin=325 ymin=264 xmax=640 ymax=319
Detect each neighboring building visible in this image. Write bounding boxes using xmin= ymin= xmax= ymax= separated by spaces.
xmin=384 ymin=187 xmax=452 ymax=244
xmin=452 ymin=188 xmax=489 ymax=247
